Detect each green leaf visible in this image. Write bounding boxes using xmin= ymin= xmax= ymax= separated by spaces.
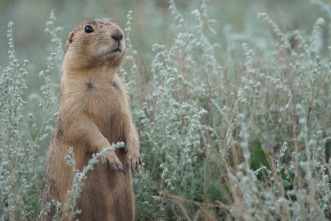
xmin=250 ymin=148 xmax=271 ymax=171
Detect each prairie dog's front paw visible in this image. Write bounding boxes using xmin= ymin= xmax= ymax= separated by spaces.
xmin=126 ymin=152 xmax=141 ymax=174
xmin=102 ymin=151 xmax=126 ymax=174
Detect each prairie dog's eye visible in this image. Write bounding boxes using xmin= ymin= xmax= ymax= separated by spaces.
xmin=84 ymin=25 xmax=94 ymax=33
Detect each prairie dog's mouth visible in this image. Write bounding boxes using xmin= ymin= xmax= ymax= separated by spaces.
xmin=110 ymin=47 xmax=122 ymax=53
xmin=101 ymin=41 xmax=124 ymax=55
xmin=109 ymin=42 xmax=124 ymax=54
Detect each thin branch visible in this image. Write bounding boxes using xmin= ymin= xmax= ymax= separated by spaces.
xmin=160 ymin=191 xmax=222 ymax=220
xmin=159 ymin=191 xmax=230 ymax=209
xmin=173 ymin=199 xmax=192 ymax=221
xmin=307 ymin=71 xmax=330 ymax=122
xmin=0 ymin=173 xmax=22 ymax=209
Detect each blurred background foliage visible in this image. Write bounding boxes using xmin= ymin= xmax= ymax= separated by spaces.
xmin=0 ymin=0 xmax=329 ymax=69
xmin=0 ymin=0 xmax=329 ymax=148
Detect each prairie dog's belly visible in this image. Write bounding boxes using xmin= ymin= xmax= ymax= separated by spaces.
xmin=82 ymin=79 xmax=128 ymax=144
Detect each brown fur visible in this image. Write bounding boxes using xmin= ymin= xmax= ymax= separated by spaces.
xmin=42 ymin=18 xmax=140 ymax=221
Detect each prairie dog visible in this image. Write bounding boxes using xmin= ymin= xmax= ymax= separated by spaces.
xmin=42 ymin=18 xmax=140 ymax=221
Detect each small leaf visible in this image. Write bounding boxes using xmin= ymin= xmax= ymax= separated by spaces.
xmin=250 ymin=146 xmax=272 ymax=180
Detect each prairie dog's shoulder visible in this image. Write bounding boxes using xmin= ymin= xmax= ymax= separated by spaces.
xmin=63 ymin=18 xmax=126 ymax=71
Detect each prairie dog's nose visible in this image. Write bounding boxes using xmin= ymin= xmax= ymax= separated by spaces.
xmin=111 ymin=30 xmax=123 ymax=41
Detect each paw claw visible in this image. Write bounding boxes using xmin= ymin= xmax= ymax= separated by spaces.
xmin=102 ymin=157 xmax=108 ymax=168
xmin=126 ymin=152 xmax=141 ymax=174
xmin=121 ymin=166 xmax=126 ymax=175
xmin=106 ymin=151 xmax=124 ymax=173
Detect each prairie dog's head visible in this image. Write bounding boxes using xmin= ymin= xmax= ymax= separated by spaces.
xmin=63 ymin=18 xmax=125 ymax=70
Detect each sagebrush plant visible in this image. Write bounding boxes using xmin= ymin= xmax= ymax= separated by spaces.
xmin=130 ymin=1 xmax=331 ymax=220
xmin=1 ymin=1 xmax=331 ymax=221
xmin=0 ymin=11 xmax=62 ymax=220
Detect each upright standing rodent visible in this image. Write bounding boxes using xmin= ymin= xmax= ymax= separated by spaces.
xmin=42 ymin=18 xmax=141 ymax=221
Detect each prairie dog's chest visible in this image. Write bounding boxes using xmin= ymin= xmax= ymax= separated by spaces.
xmin=84 ymin=79 xmax=121 ymax=99
xmin=85 ymin=79 xmax=124 ymax=111
xmin=64 ymin=76 xmax=126 ymax=117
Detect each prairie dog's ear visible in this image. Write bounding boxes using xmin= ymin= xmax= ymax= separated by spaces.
xmin=65 ymin=32 xmax=75 ymax=52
